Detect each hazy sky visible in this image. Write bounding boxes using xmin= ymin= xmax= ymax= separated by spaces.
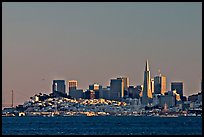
xmin=2 ymin=2 xmax=202 ymax=106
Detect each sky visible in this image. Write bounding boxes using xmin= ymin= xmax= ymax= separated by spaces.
xmin=2 ymin=2 xmax=202 ymax=106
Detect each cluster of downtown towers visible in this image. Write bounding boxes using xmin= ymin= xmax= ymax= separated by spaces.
xmin=52 ymin=60 xmax=184 ymax=106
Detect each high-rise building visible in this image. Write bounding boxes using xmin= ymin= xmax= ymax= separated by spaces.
xmin=159 ymin=91 xmax=176 ymax=108
xmin=52 ymin=80 xmax=66 ymax=94
xmin=68 ymin=80 xmax=77 ymax=92
xmin=154 ymin=75 xmax=167 ymax=95
xmin=117 ymin=77 xmax=126 ymax=98
xmin=117 ymin=77 xmax=129 ymax=91
xmin=172 ymin=90 xmax=181 ymax=101
xmin=152 ymin=94 xmax=160 ymax=106
xmin=142 ymin=60 xmax=152 ymax=105
xmin=110 ymin=78 xmax=124 ymax=100
xmin=135 ymin=85 xmax=143 ymax=98
xmin=151 ymin=79 xmax=154 ymax=94
xmin=171 ymin=82 xmax=184 ymax=101
xmin=69 ymin=89 xmax=84 ymax=99
xmin=89 ymin=83 xmax=102 ymax=99
xmin=89 ymin=83 xmax=102 ymax=91
xmin=84 ymin=90 xmax=95 ymax=99
xmin=128 ymin=86 xmax=137 ymax=98
xmin=99 ymin=87 xmax=111 ymax=100
xmin=117 ymin=77 xmax=129 ymax=97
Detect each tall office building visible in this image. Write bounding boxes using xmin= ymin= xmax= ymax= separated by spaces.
xmin=89 ymin=83 xmax=102 ymax=91
xmin=99 ymin=87 xmax=111 ymax=100
xmin=135 ymin=85 xmax=143 ymax=98
xmin=159 ymin=91 xmax=176 ymax=108
xmin=128 ymin=86 xmax=136 ymax=98
xmin=69 ymin=89 xmax=84 ymax=99
xmin=171 ymin=82 xmax=184 ymax=101
xmin=68 ymin=80 xmax=77 ymax=92
xmin=117 ymin=77 xmax=127 ymax=97
xmin=110 ymin=78 xmax=124 ymax=100
xmin=84 ymin=90 xmax=95 ymax=99
xmin=52 ymin=80 xmax=66 ymax=94
xmin=117 ymin=77 xmax=129 ymax=91
xmin=151 ymin=79 xmax=154 ymax=94
xmin=142 ymin=60 xmax=152 ymax=105
xmin=154 ymin=74 xmax=167 ymax=95
xmin=118 ymin=77 xmax=129 ymax=97
xmin=89 ymin=83 xmax=102 ymax=99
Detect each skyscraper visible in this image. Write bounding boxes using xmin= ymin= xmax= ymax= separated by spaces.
xmin=89 ymin=83 xmax=102 ymax=99
xmin=68 ymin=80 xmax=77 ymax=92
xmin=99 ymin=87 xmax=111 ymax=100
xmin=159 ymin=91 xmax=176 ymax=108
xmin=69 ymin=89 xmax=84 ymax=99
xmin=117 ymin=77 xmax=129 ymax=97
xmin=151 ymin=79 xmax=154 ymax=94
xmin=142 ymin=60 xmax=152 ymax=105
xmin=117 ymin=77 xmax=127 ymax=97
xmin=128 ymin=86 xmax=136 ymax=98
xmin=154 ymin=74 xmax=167 ymax=95
xmin=118 ymin=77 xmax=129 ymax=91
xmin=110 ymin=78 xmax=124 ymax=100
xmin=135 ymin=85 xmax=143 ymax=98
xmin=89 ymin=83 xmax=102 ymax=91
xmin=52 ymin=80 xmax=66 ymax=94
xmin=171 ymin=82 xmax=183 ymax=101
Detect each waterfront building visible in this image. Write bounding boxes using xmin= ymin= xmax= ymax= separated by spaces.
xmin=142 ymin=60 xmax=153 ymax=105
xmin=52 ymin=80 xmax=66 ymax=94
xmin=171 ymin=82 xmax=184 ymax=101
xmin=154 ymin=74 xmax=167 ymax=95
xmin=68 ymin=80 xmax=77 ymax=92
xmin=110 ymin=78 xmax=124 ymax=100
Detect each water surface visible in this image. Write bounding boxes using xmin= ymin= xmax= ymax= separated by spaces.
xmin=2 ymin=116 xmax=202 ymax=135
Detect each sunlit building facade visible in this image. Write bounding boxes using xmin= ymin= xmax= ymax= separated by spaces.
xmin=154 ymin=75 xmax=167 ymax=95
xmin=171 ymin=82 xmax=184 ymax=101
xmin=142 ymin=60 xmax=153 ymax=105
xmin=68 ymin=80 xmax=77 ymax=92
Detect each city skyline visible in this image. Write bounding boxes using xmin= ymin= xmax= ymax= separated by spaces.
xmin=2 ymin=2 xmax=202 ymax=105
